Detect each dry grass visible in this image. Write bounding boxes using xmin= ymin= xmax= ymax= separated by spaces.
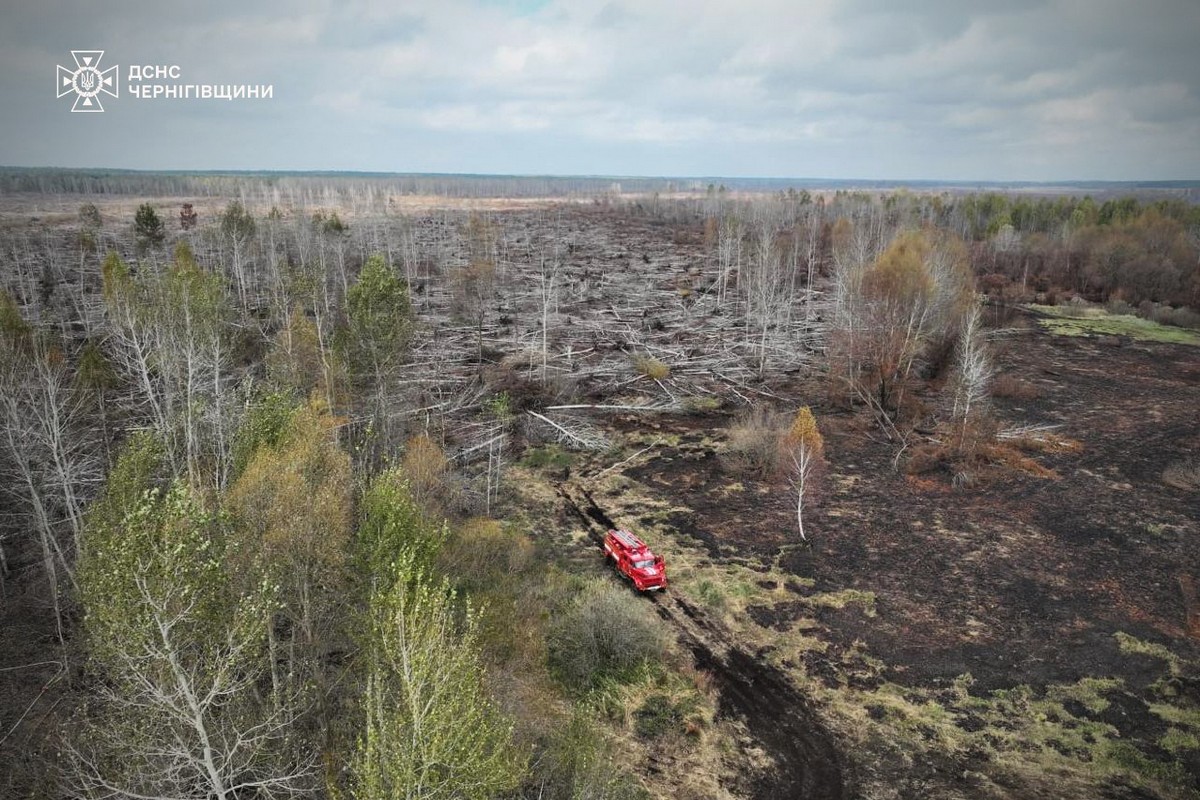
xmin=906 ymin=440 xmax=1061 ymax=481
xmin=978 ymin=442 xmax=1060 ymax=478
xmin=724 ymin=406 xmax=789 ymax=478
xmin=631 ymin=354 xmax=670 ymax=380
xmin=1162 ymin=457 xmax=1200 ymax=491
xmin=990 ymin=373 xmax=1042 ymax=401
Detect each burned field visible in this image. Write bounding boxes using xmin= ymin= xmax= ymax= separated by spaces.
xmin=561 ymin=326 xmax=1200 ymax=799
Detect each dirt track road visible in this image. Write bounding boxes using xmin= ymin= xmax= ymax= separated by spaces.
xmin=558 ymin=483 xmax=846 ymax=800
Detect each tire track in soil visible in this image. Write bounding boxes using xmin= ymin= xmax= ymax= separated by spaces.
xmin=557 ymin=483 xmax=845 ymax=800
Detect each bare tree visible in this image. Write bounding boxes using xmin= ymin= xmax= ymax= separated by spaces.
xmin=534 ymin=253 xmax=560 ymax=382
xmin=0 ymin=301 xmax=99 ymax=657
xmin=219 ymin=200 xmax=257 ymax=311
xmin=951 ymin=302 xmax=994 ymax=453
xmin=715 ymin=214 xmax=740 ymax=309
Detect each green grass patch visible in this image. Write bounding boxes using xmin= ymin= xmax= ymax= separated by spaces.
xmin=1102 ymin=741 xmax=1192 ymax=789
xmin=681 ymin=395 xmax=723 ymax=413
xmin=1149 ymin=702 xmax=1200 ymax=730
xmin=520 ymin=444 xmax=576 ymax=470
xmin=1114 ymin=632 xmax=1182 ymax=676
xmin=1028 ymin=305 xmax=1200 ymax=345
xmin=1160 ymin=728 xmax=1200 ymax=754
xmin=694 ymin=578 xmax=726 ymax=610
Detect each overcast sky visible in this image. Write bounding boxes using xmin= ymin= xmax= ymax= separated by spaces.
xmin=2 ymin=0 xmax=1198 ymax=181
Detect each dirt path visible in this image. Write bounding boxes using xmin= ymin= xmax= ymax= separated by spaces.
xmin=557 ymin=483 xmax=846 ymax=800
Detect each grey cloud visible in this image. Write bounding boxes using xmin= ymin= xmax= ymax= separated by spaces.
xmin=1 ymin=0 xmax=1197 ymax=179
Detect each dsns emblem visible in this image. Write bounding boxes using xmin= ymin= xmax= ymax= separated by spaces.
xmin=57 ymin=51 xmax=118 ymax=112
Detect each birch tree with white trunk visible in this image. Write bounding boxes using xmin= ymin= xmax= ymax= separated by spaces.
xmin=69 ymin=476 xmax=312 ymax=800
xmin=783 ymin=406 xmax=825 ymax=542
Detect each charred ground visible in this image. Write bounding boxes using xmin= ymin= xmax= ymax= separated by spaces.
xmin=546 ymin=319 xmax=1199 ymax=798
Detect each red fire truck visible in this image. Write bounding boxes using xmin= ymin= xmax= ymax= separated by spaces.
xmin=603 ymin=528 xmax=667 ymax=591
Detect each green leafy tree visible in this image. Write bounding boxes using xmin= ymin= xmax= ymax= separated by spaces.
xmin=830 ymin=229 xmax=974 ymax=420
xmin=134 ymin=202 xmax=165 ymax=250
xmin=357 ymin=467 xmax=445 ymax=588
xmin=101 ymin=247 xmax=236 ymax=487
xmin=339 ymin=254 xmax=413 ymax=390
xmin=226 ymin=400 xmax=353 ymax=715
xmin=353 ymin=558 xmax=523 ymax=800
xmin=71 ymin=470 xmax=312 ymax=799
xmin=266 ymin=307 xmax=344 ymax=406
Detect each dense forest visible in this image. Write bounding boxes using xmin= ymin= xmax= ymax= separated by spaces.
xmin=1 ymin=176 xmax=1198 ymax=799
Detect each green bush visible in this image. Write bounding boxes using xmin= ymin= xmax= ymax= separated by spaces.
xmin=134 ymin=202 xmax=165 ymax=249
xmin=694 ymin=579 xmax=726 ymax=610
xmin=525 ymin=712 xmax=651 ymax=800
xmin=521 ymin=444 xmax=575 ymax=470
xmin=547 ymin=582 xmax=666 ymax=691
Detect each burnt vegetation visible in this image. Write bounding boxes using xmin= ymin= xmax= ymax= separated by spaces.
xmin=0 ymin=172 xmax=1198 ymax=800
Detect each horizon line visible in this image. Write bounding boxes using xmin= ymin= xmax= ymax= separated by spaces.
xmin=2 ymin=165 xmax=1199 ymax=188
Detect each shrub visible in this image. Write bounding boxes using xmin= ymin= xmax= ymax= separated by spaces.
xmin=1132 ymin=301 xmax=1200 ymax=329
xmin=978 ymin=273 xmax=1010 ymax=296
xmin=547 ymin=582 xmax=666 ymax=691
xmin=631 ymin=354 xmax=670 ymax=380
xmin=1167 ymin=306 xmax=1200 ymax=329
xmin=79 ymin=202 xmax=101 ymax=229
xmin=1106 ymin=298 xmax=1135 ymax=316
xmin=1151 ymin=305 xmax=1176 ymax=326
xmin=440 ymin=519 xmax=533 ymax=593
xmin=481 ymin=361 xmax=569 ymax=410
xmin=524 ymin=712 xmax=651 ymax=800
xmin=681 ymin=395 xmax=723 ymax=413
xmin=134 ymin=202 xmax=165 ymax=249
xmin=485 ymin=391 xmax=513 ymax=420
xmin=905 ymin=444 xmax=943 ymax=476
xmin=401 ymin=433 xmax=450 ymax=510
xmin=311 ymin=209 xmax=349 ymax=235
xmin=521 ymin=444 xmax=574 ymax=471
xmin=694 ymin=579 xmax=726 ymax=610
xmin=725 ymin=406 xmax=788 ymax=478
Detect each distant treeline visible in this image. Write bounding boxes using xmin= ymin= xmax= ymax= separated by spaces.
xmin=2 ymin=167 xmax=1198 ymax=201
xmin=0 ymin=168 xmax=672 ymax=198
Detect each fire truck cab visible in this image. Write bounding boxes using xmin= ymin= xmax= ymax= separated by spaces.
xmin=603 ymin=528 xmax=667 ymax=592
